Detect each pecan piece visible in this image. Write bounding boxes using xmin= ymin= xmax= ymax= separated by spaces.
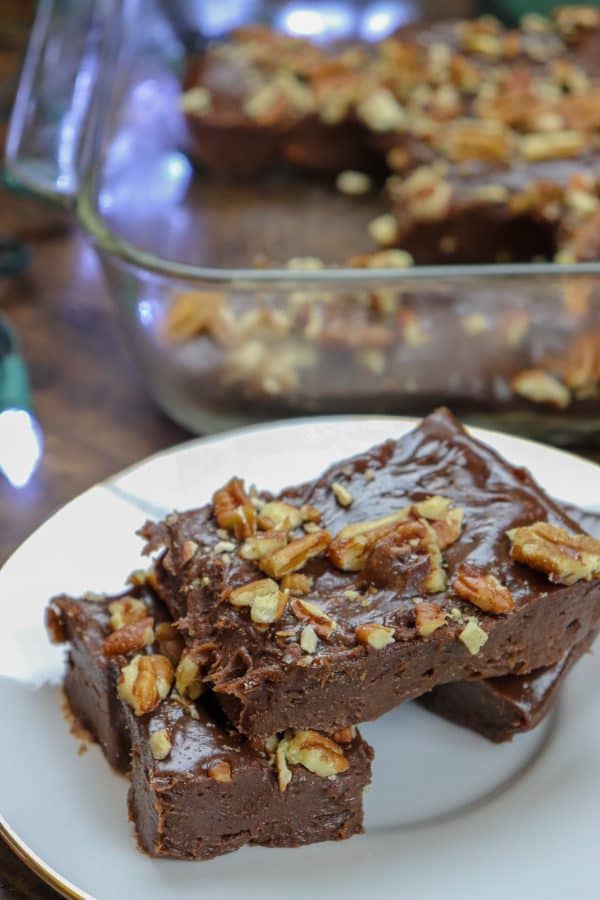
xmin=149 ymin=728 xmax=172 ymax=760
xmin=283 ymin=730 xmax=349 ymax=778
xmin=213 ymin=478 xmax=256 ymax=539
xmin=291 ymin=597 xmax=337 ymax=639
xmin=361 ymin=519 xmax=446 ymax=594
xmin=163 ymin=290 xmax=233 ymax=345
xmin=208 ymin=761 xmax=232 ymax=783
xmin=46 ymin=606 xmax=67 ymax=644
xmin=355 ymin=623 xmax=395 ymax=649
xmin=458 ymin=619 xmax=488 ymax=655
xmin=155 ymin=621 xmax=184 ymax=667
xmin=102 ymin=616 xmax=155 ymax=656
xmin=117 ymin=654 xmax=174 ymax=716
xmin=240 ymin=531 xmax=288 ymax=561
xmin=229 ymin=578 xmax=288 ymax=625
xmin=108 ymin=596 xmax=147 ymax=631
xmin=175 ymin=651 xmax=204 ymax=700
xmin=281 ymin=573 xmax=313 ymax=595
xmin=257 ymin=501 xmax=303 ymax=531
xmin=507 ymin=522 xmax=600 ymax=585
xmin=511 ymin=369 xmax=571 ymax=408
xmin=259 ymin=530 xmax=331 ymax=579
xmin=415 ymin=602 xmax=447 ymax=636
xmin=453 ymin=564 xmax=515 ymax=614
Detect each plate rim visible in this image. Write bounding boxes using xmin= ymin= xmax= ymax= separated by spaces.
xmin=2 ymin=412 xmax=599 ymax=899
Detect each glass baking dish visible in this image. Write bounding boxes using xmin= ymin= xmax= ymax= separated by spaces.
xmin=6 ymin=0 xmax=600 ymax=442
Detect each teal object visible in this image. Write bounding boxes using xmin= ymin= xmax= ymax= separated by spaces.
xmin=0 ymin=341 xmax=32 ymax=413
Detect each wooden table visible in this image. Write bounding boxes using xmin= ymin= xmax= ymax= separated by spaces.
xmin=0 ymin=218 xmax=188 ymax=899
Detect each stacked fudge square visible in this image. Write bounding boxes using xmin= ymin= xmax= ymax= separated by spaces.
xmin=47 ymin=409 xmax=600 ymax=860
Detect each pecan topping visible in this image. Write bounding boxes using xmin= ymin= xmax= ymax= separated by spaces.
xmin=415 ymin=602 xmax=447 ymax=636
xmin=511 ymin=369 xmax=571 ymax=408
xmin=208 ymin=761 xmax=233 ymax=783
xmin=155 ymin=621 xmax=184 ymax=667
xmin=149 ymin=728 xmax=172 ymax=760
xmin=507 ymin=522 xmax=600 ymax=585
xmin=108 ymin=597 xmax=147 ymax=631
xmin=332 ymin=726 xmax=356 ymax=744
xmin=361 ymin=519 xmax=447 ymax=594
xmin=291 ymin=597 xmax=337 ymax=639
xmin=300 ymin=624 xmax=318 ymax=654
xmin=328 ymin=495 xmax=458 ymax=571
xmin=453 ymin=564 xmax=515 ymax=614
xmin=440 ymin=119 xmax=513 ymax=163
xmin=458 ymin=619 xmax=488 ymax=655
xmin=258 ymin=501 xmax=302 ymax=531
xmin=332 ymin=481 xmax=353 ymax=508
xmin=163 ymin=290 xmax=233 ymax=345
xmin=281 ymin=573 xmax=314 ymax=595
xmin=355 ymin=623 xmax=395 ymax=649
xmin=102 ymin=616 xmax=155 ymax=656
xmin=175 ymin=651 xmax=204 ymax=700
xmin=521 ymin=130 xmax=588 ymax=161
xmin=117 ymin=654 xmax=174 ymax=716
xmin=229 ymin=578 xmax=288 ymax=625
xmin=240 ymin=531 xmax=288 ymax=561
xmin=258 ymin=530 xmax=331 ymax=579
xmin=213 ymin=478 xmax=257 ymax=539
xmin=276 ymin=730 xmax=349 ymax=791
xmin=180 ymin=540 xmax=198 ymax=564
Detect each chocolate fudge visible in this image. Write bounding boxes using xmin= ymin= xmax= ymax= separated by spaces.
xmin=420 ymin=631 xmax=596 ymax=742
xmin=419 ymin=503 xmax=600 ymax=741
xmin=47 ymin=589 xmax=373 ymax=860
xmin=142 ymin=408 xmax=600 ymax=741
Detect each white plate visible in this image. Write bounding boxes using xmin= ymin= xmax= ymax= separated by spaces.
xmin=2 ymin=416 xmax=600 ymax=900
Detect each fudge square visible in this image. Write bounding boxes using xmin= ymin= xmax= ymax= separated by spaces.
xmin=143 ymin=408 xmax=600 ymax=741
xmin=47 ymin=590 xmax=372 ymax=860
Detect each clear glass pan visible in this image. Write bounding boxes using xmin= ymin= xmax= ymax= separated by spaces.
xmin=6 ymin=0 xmax=600 ymax=441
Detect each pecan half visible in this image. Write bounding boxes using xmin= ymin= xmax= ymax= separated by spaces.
xmin=355 ymin=622 xmax=395 ymax=648
xmin=108 ymin=597 xmax=147 ymax=631
xmin=117 ymin=654 xmax=174 ymax=716
xmin=507 ymin=521 xmax=600 ymax=584
xmin=102 ymin=616 xmax=155 ymax=656
xmin=213 ymin=478 xmax=256 ymax=539
xmin=259 ymin=530 xmax=331 ymax=579
xmin=291 ymin=597 xmax=337 ymax=639
xmin=453 ymin=564 xmax=515 ymax=614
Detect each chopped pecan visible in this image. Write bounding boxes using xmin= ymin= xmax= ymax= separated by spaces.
xmin=240 ymin=531 xmax=288 ymax=561
xmin=213 ymin=478 xmax=256 ymax=539
xmin=332 ymin=726 xmax=356 ymax=744
xmin=458 ymin=619 xmax=489 ymax=655
xmin=175 ymin=651 xmax=204 ymax=700
xmin=149 ymin=728 xmax=172 ymax=760
xmin=332 ymin=481 xmax=353 ymax=508
xmin=291 ymin=597 xmax=337 ymax=639
xmin=507 ymin=521 xmax=600 ymax=585
xmin=163 ymin=290 xmax=233 ymax=345
xmin=521 ymin=130 xmax=588 ymax=161
xmin=258 ymin=501 xmax=303 ymax=531
xmin=102 ymin=616 xmax=155 ymax=656
xmin=259 ymin=530 xmax=331 ymax=579
xmin=415 ymin=602 xmax=447 ymax=636
xmin=410 ymin=496 xmax=464 ymax=549
xmin=208 ymin=760 xmax=233 ymax=783
xmin=362 ymin=518 xmax=447 ymax=594
xmin=180 ymin=540 xmax=198 ymax=564
xmin=108 ymin=596 xmax=147 ymax=631
xmin=277 ymin=730 xmax=349 ymax=791
xmin=453 ymin=564 xmax=515 ymax=614
xmin=440 ymin=119 xmax=513 ymax=163
xmin=117 ymin=654 xmax=174 ymax=716
xmin=300 ymin=624 xmax=318 ymax=654
xmin=511 ymin=369 xmax=571 ymax=408
xmin=355 ymin=623 xmax=395 ymax=649
xmin=229 ymin=578 xmax=288 ymax=625
xmin=281 ymin=573 xmax=314 ymax=595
